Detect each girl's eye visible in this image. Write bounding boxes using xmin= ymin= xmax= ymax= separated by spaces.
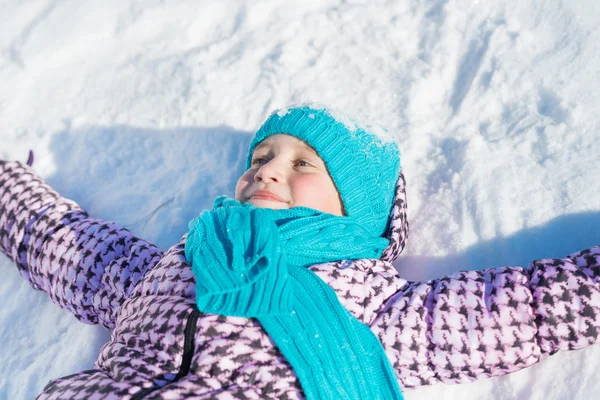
xmin=295 ymin=160 xmax=311 ymax=168
xmin=252 ymin=157 xmax=267 ymax=166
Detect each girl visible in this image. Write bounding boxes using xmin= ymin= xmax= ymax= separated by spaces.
xmin=1 ymin=105 xmax=599 ymax=399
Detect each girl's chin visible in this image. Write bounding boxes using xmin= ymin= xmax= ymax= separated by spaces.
xmin=246 ymin=198 xmax=289 ymax=209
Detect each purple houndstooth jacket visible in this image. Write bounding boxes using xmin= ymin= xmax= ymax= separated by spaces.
xmin=1 ymin=160 xmax=599 ymax=399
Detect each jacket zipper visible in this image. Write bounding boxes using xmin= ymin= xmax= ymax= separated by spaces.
xmin=130 ymin=308 xmax=202 ymax=400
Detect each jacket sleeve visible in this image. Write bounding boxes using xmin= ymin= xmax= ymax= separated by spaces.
xmin=370 ymin=245 xmax=600 ymax=388
xmin=0 ymin=160 xmax=164 ymax=329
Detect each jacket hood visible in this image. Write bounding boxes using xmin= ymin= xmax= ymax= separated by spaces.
xmin=380 ymin=171 xmax=409 ymax=262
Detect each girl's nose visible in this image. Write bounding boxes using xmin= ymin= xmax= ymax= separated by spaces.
xmin=254 ymin=159 xmax=285 ymax=183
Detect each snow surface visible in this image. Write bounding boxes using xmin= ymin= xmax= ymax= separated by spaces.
xmin=1 ymin=0 xmax=600 ymax=399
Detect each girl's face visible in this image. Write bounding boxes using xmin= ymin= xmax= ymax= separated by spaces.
xmin=235 ymin=134 xmax=344 ymax=215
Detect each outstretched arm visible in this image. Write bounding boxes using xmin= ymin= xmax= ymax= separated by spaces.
xmin=370 ymin=245 xmax=600 ymax=388
xmin=0 ymin=160 xmax=164 ymax=329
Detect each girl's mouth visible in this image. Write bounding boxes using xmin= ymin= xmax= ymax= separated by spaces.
xmin=250 ymin=190 xmax=287 ymax=203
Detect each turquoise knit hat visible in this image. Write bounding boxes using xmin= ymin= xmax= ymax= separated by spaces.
xmin=246 ymin=105 xmax=401 ymax=238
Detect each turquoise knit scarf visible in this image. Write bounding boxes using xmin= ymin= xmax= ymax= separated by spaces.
xmin=185 ymin=196 xmax=404 ymax=400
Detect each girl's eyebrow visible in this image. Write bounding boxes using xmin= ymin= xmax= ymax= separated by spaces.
xmin=254 ymin=142 xmax=269 ymax=152
xmin=253 ymin=140 xmax=318 ymax=156
xmin=300 ymin=142 xmax=318 ymax=155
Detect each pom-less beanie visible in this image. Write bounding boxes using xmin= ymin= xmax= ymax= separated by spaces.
xmin=247 ymin=105 xmax=401 ymax=237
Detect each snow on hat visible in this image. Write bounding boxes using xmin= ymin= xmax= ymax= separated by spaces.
xmin=247 ymin=104 xmax=401 ymax=237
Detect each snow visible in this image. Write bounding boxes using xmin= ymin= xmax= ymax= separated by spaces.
xmin=1 ymin=0 xmax=599 ymax=398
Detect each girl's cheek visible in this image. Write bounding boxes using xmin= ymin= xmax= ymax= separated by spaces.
xmin=234 ymin=171 xmax=254 ymax=201
xmin=292 ymin=176 xmax=333 ymax=207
